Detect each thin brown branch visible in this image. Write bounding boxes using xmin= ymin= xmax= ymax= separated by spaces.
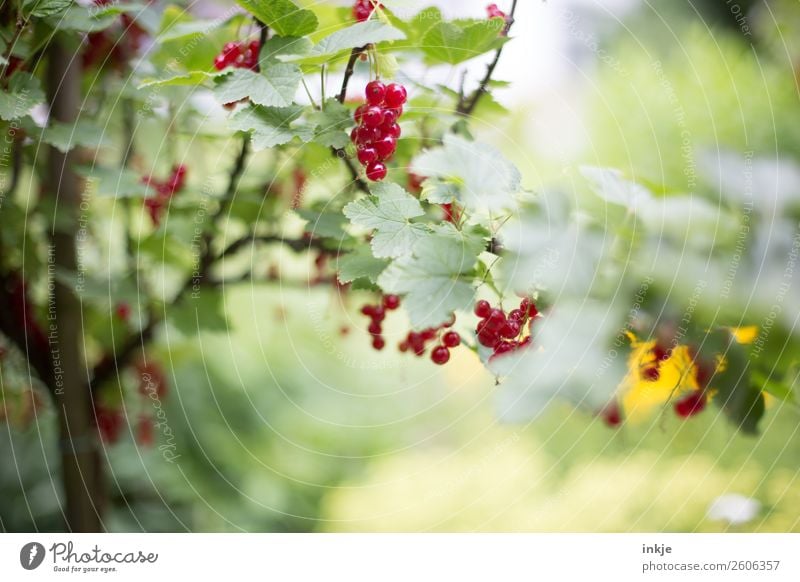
xmin=456 ymin=0 xmax=519 ymax=117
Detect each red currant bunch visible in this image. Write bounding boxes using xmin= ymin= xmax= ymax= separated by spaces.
xmin=361 ymin=294 xmax=401 ymax=350
xmin=397 ymin=315 xmax=460 ymax=365
xmin=95 ymin=403 xmax=124 ymax=444
xmin=142 ymin=164 xmax=188 ymax=226
xmin=213 ymin=40 xmax=261 ymax=71
xmin=350 ymin=80 xmax=407 ymax=182
xmin=353 ymin=0 xmax=382 ymax=22
xmin=474 ymin=297 xmax=537 ymax=360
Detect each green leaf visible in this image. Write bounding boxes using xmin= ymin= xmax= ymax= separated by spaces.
xmin=170 ymin=290 xmax=230 ymax=336
xmin=337 ymin=246 xmax=389 ymax=284
xmin=377 ymin=231 xmax=480 ymax=329
xmin=0 ymin=73 xmax=45 ymax=121
xmin=284 ymin=21 xmax=405 ymax=66
xmin=77 ymin=166 xmax=154 ymax=198
xmin=23 ymin=0 xmax=71 ymax=18
xmin=296 ymin=209 xmax=348 ymax=238
xmin=411 ymin=134 xmax=521 ymax=213
xmin=56 ymin=3 xmax=144 ymax=32
xmin=493 ymin=301 xmax=627 ymax=421
xmin=421 ymin=18 xmax=505 ymax=65
xmin=309 ymin=99 xmax=352 ymax=149
xmin=214 ymin=65 xmax=302 ymax=108
xmin=700 ymin=333 xmax=764 ymax=434
xmin=39 ymin=121 xmax=111 ymax=153
xmin=343 ymin=182 xmax=427 ymax=259
xmin=581 ymin=166 xmax=653 ymax=210
xmin=259 ymin=36 xmax=313 ymax=65
xmin=138 ymin=71 xmax=219 ymax=89
xmin=229 ymin=104 xmax=313 ymax=150
xmin=235 ymin=0 xmax=318 ymax=37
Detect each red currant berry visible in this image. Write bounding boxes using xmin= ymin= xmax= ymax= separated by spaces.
xmin=398 ymin=341 xmax=409 ymax=352
xmin=477 ymin=328 xmax=500 ymax=348
xmin=485 ymin=308 xmax=506 ymax=331
xmin=362 ymin=106 xmax=385 ymax=127
xmin=372 ymin=305 xmax=386 ymax=322
xmin=374 ymin=135 xmax=397 ymax=160
xmin=214 ymin=54 xmax=228 ymax=70
xmin=381 ymin=122 xmax=401 ymax=138
xmin=508 ymin=308 xmax=524 ymax=322
xmin=601 ymin=403 xmax=622 ymax=428
xmin=355 ymin=125 xmax=378 ymax=145
xmin=431 ymin=345 xmax=450 ymax=365
xmin=357 ymin=146 xmax=378 ymax=166
xmin=354 ymin=104 xmax=368 ymax=124
xmin=366 ymin=162 xmax=387 ymax=181
xmin=365 ymin=80 xmax=386 ymax=105
xmin=474 ymin=300 xmax=491 ymax=318
xmin=368 ymin=321 xmax=382 ymax=335
xmin=500 ymin=320 xmax=521 ymax=339
xmin=674 ymin=391 xmax=706 ymax=418
xmin=384 ymin=83 xmax=407 ymax=108
xmin=382 ymin=108 xmax=399 ymax=125
xmin=383 ymin=294 xmax=400 ymax=310
xmin=372 ymin=336 xmax=386 ymax=350
xmin=442 ymin=331 xmax=460 ymax=348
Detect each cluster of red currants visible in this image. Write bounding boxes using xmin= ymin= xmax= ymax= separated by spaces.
xmin=360 ymin=294 xmax=401 ymax=350
xmin=353 ymin=0 xmax=382 ymax=22
xmin=474 ymin=298 xmax=537 ymax=360
xmin=83 ymin=0 xmax=147 ymax=69
xmin=398 ymin=318 xmax=461 ymax=365
xmin=351 ymin=80 xmax=407 ymax=181
xmin=141 ymin=164 xmax=187 ymax=227
xmin=213 ymin=40 xmax=260 ymax=71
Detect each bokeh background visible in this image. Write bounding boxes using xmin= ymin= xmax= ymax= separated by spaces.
xmin=2 ymin=0 xmax=799 ymax=532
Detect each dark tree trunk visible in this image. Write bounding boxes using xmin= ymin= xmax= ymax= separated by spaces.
xmin=46 ymin=35 xmax=103 ymax=532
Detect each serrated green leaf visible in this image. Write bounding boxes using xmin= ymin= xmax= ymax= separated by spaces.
xmin=337 ymin=246 xmax=389 ymax=284
xmin=39 ymin=121 xmax=111 ymax=153
xmin=377 ymin=231 xmax=480 ymax=329
xmin=235 ymin=0 xmax=318 ymax=37
xmin=421 ymin=18 xmax=505 ymax=65
xmin=259 ymin=36 xmax=313 ymax=66
xmin=309 ymin=99 xmax=352 ymax=149
xmin=214 ymin=65 xmax=301 ymax=108
xmin=411 ymin=134 xmax=520 ymax=213
xmin=284 ymin=21 xmax=405 ymax=66
xmin=23 ymin=0 xmax=71 ymax=18
xmin=55 ymin=3 xmax=144 ymax=32
xmin=343 ymin=182 xmax=427 ymax=259
xmin=296 ymin=209 xmax=348 ymax=238
xmin=139 ymin=71 xmax=218 ymax=89
xmin=229 ymin=104 xmax=312 ymax=150
xmin=0 ymin=73 xmax=45 ymax=121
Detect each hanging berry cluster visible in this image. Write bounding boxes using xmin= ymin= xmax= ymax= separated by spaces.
xmin=141 ymin=164 xmax=187 ymax=226
xmin=360 ymin=294 xmax=401 ymax=350
xmin=474 ymin=297 xmax=538 ymax=360
xmin=83 ymin=0 xmax=147 ymax=69
xmin=213 ymin=40 xmax=260 ymax=71
xmin=353 ymin=0 xmax=382 ymax=22
xmin=399 ymin=319 xmax=461 ymax=366
xmin=351 ymin=80 xmax=407 ymax=182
